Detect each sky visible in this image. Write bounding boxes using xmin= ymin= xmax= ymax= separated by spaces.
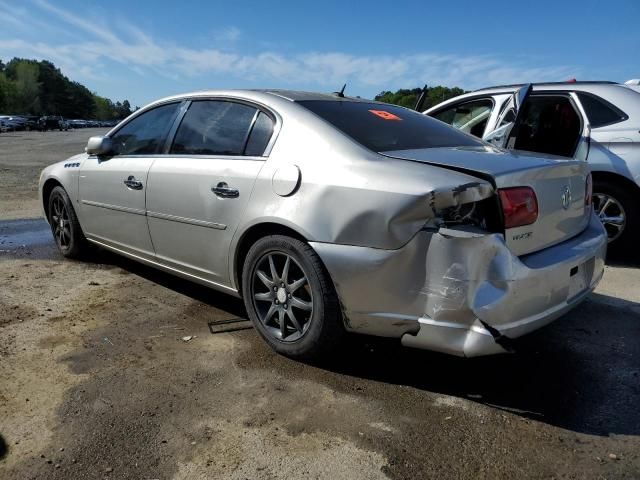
xmin=0 ymin=0 xmax=638 ymax=108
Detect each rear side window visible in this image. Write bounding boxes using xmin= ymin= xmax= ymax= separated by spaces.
xmin=110 ymin=103 xmax=180 ymax=155
xmin=171 ymin=100 xmax=257 ymax=155
xmin=298 ymin=100 xmax=482 ymax=152
xmin=576 ymin=92 xmax=627 ymax=128
xmin=245 ymin=111 xmax=274 ymax=156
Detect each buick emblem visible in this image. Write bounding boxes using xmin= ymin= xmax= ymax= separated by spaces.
xmin=561 ymin=186 xmax=572 ymax=210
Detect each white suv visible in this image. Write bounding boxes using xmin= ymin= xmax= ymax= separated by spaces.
xmin=425 ymin=81 xmax=640 ymax=252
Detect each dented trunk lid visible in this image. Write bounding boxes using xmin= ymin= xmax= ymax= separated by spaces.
xmin=383 ymin=146 xmax=591 ymax=256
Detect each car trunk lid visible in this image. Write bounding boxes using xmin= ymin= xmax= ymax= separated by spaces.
xmin=383 ymin=146 xmax=591 ymax=256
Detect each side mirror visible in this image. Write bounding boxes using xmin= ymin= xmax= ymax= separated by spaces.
xmin=86 ymin=136 xmax=114 ymax=155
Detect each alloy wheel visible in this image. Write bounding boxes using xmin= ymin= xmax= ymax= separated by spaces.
xmin=251 ymin=251 xmax=314 ymax=342
xmin=51 ymin=195 xmax=72 ymax=250
xmin=593 ymin=193 xmax=626 ymax=243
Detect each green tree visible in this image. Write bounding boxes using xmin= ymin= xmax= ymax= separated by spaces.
xmin=13 ymin=61 xmax=42 ymax=114
xmin=116 ymin=99 xmax=132 ymax=118
xmin=0 ymin=72 xmax=17 ymax=112
xmin=94 ymin=95 xmax=116 ymax=120
xmin=1 ymin=57 xmax=131 ymax=119
xmin=375 ymin=85 xmax=466 ymax=110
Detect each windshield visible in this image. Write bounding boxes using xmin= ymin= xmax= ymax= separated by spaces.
xmin=297 ymin=100 xmax=483 ymax=152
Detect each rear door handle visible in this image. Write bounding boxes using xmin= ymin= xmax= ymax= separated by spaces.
xmin=124 ymin=175 xmax=143 ymax=190
xmin=211 ymin=182 xmax=239 ymax=198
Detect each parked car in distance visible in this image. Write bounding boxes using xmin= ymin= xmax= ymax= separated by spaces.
xmin=38 ymin=115 xmax=70 ymax=131
xmin=0 ymin=115 xmax=28 ymax=131
xmin=39 ymin=89 xmax=606 ymax=359
xmin=424 ymin=81 xmax=640 ymax=251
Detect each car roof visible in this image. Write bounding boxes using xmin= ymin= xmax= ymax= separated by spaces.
xmin=256 ymin=89 xmax=376 ymax=103
xmin=146 ymin=89 xmax=379 ymax=108
xmin=466 ymin=81 xmax=633 ymax=96
xmin=472 ymin=80 xmax=617 ymax=92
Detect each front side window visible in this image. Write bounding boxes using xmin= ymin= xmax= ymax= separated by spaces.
xmin=298 ymin=100 xmax=482 ymax=152
xmin=432 ymin=98 xmax=493 ymax=137
xmin=110 ymin=103 xmax=181 ymax=155
xmin=576 ymin=92 xmax=627 ymax=128
xmin=171 ymin=100 xmax=258 ymax=155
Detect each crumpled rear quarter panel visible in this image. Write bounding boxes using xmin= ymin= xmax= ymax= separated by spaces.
xmin=311 ymin=212 xmax=606 ymax=357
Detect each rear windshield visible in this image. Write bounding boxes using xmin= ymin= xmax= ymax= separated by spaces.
xmin=297 ymin=100 xmax=483 ymax=152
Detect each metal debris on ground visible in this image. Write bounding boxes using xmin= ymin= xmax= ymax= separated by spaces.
xmin=207 ymin=317 xmax=252 ymax=334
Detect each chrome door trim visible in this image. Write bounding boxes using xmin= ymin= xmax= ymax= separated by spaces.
xmin=81 ymin=199 xmax=146 ymax=216
xmin=147 ymin=210 xmax=227 ymax=230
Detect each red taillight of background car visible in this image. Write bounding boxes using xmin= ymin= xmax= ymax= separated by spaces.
xmin=585 ymin=173 xmax=593 ymax=207
xmin=498 ymin=187 xmax=539 ymax=228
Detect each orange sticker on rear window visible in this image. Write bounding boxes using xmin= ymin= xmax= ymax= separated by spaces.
xmin=368 ymin=109 xmax=402 ymax=121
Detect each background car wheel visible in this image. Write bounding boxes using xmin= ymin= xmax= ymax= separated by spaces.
xmin=593 ymin=179 xmax=639 ymax=253
xmin=48 ymin=186 xmax=89 ymax=259
xmin=242 ymin=235 xmax=344 ymax=360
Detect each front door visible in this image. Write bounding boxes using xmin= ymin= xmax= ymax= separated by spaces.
xmin=78 ymin=102 xmax=182 ymax=257
xmin=145 ymin=99 xmax=275 ymax=287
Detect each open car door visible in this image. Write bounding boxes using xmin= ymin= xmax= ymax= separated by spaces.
xmin=484 ymin=84 xmax=591 ymax=161
xmin=568 ymin=92 xmax=591 ymax=161
xmin=483 ymin=84 xmax=532 ymax=149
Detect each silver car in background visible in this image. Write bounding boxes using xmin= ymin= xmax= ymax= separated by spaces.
xmin=425 ymin=80 xmax=640 ymax=251
xmin=38 ymin=90 xmax=606 ymax=358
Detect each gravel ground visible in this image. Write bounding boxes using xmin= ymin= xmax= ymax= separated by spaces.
xmin=1 ymin=130 xmax=639 ymax=479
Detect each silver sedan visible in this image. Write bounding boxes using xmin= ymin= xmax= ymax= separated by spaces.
xmin=38 ymin=89 xmax=607 ymax=358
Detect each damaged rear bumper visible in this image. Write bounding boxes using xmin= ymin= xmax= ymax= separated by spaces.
xmin=310 ymin=212 xmax=606 ymax=357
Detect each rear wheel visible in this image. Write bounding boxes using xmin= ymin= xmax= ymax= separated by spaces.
xmin=241 ymin=235 xmax=343 ymax=359
xmin=593 ymin=179 xmax=639 ymax=252
xmin=48 ymin=186 xmax=89 ymax=259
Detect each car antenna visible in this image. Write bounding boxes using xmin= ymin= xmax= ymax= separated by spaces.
xmin=414 ymin=84 xmax=428 ymax=111
xmin=333 ymin=83 xmax=347 ymax=98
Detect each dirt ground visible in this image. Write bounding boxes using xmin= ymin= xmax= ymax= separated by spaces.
xmin=1 ymin=130 xmax=640 ymax=479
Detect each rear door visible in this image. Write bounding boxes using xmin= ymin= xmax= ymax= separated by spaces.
xmin=145 ymin=99 xmax=276 ymax=287
xmin=78 ymin=102 xmax=182 ymax=257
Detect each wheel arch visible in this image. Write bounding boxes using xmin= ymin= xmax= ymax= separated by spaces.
xmin=233 ymin=222 xmax=310 ymax=295
xmin=42 ymin=178 xmax=64 ymax=222
xmin=591 ymin=170 xmax=640 ymax=198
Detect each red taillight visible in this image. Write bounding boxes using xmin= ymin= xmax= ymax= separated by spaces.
xmin=499 ymin=187 xmax=538 ymax=228
xmin=585 ymin=173 xmax=593 ymax=207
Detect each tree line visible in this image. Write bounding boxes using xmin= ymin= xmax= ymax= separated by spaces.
xmin=0 ymin=56 xmax=465 ymax=120
xmin=0 ymin=58 xmax=134 ymax=120
xmin=375 ymin=85 xmax=466 ymax=110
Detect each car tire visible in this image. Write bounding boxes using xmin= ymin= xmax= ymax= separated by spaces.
xmin=47 ymin=186 xmax=89 ymax=259
xmin=241 ymin=235 xmax=344 ymax=360
xmin=593 ymin=179 xmax=639 ymax=253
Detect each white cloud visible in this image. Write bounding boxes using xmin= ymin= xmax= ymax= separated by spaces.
xmin=215 ymin=26 xmax=241 ymax=43
xmin=0 ymin=0 xmax=581 ymax=96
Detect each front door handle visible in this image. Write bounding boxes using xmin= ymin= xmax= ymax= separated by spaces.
xmin=124 ymin=175 xmax=143 ymax=190
xmin=211 ymin=182 xmax=239 ymax=198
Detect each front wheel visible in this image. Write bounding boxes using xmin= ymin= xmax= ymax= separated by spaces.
xmin=48 ymin=186 xmax=89 ymax=259
xmin=241 ymin=235 xmax=344 ymax=360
